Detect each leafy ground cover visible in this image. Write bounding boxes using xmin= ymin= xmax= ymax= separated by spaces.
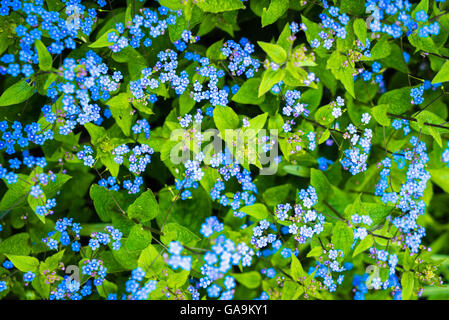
xmin=0 ymin=0 xmax=449 ymax=300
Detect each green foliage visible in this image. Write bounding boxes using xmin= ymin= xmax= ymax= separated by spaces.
xmin=128 ymin=190 xmax=159 ymax=223
xmin=35 ymin=41 xmax=53 ymax=71
xmin=258 ymin=42 xmax=287 ymax=64
xmin=432 ymin=60 xmax=449 ymax=84
xmin=0 ymin=0 xmax=448 ymax=303
xmin=261 ymin=0 xmax=289 ymax=27
xmin=0 ymin=80 xmax=35 ymax=106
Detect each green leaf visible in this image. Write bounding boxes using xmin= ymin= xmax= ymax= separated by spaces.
xmin=97 ymin=279 xmax=118 ymax=298
xmin=42 ymin=174 xmax=71 ymax=199
xmin=282 ymin=165 xmax=311 ymax=177
xmin=409 ymin=32 xmax=439 ymax=55
xmin=318 ymin=129 xmax=330 ymax=144
xmin=353 ymin=19 xmax=367 ymax=46
xmin=213 ymin=105 xmax=240 ymax=132
xmin=258 ymin=68 xmax=285 ymax=97
xmin=261 ymin=0 xmax=289 ymax=27
xmin=336 ymin=19 xmax=355 ymax=52
xmin=331 ymin=222 xmax=353 ymax=255
xmin=340 ymin=0 xmax=365 ymax=15
xmin=310 ymin=168 xmax=331 ymax=200
xmin=314 ymin=104 xmax=335 ymax=126
xmin=268 ymin=114 xmax=284 ymax=131
xmin=401 ymin=271 xmax=415 ymax=300
xmin=196 ymin=0 xmax=245 ymax=13
xmin=35 ymin=40 xmax=52 ymax=71
xmin=429 ymin=168 xmax=449 ymax=193
xmin=248 ymin=112 xmax=268 ymax=131
xmin=262 ymin=184 xmax=292 ymax=207
xmin=291 ymin=255 xmax=307 ymax=280
xmin=301 ymin=15 xmax=321 ymax=45
xmin=32 ymin=275 xmax=50 ymax=299
xmin=378 ymin=87 xmax=412 ymax=115
xmin=89 ymin=29 xmax=118 ymax=48
xmin=107 ymin=93 xmax=133 ymax=136
xmin=326 ymin=51 xmax=355 ymax=98
xmin=40 ymin=250 xmax=65 ymax=273
xmin=0 ymin=233 xmax=31 ymax=255
xmin=352 ymin=235 xmax=373 ymax=257
xmin=111 ymin=246 xmax=139 ymax=270
xmin=84 ymin=122 xmax=108 ymax=145
xmin=277 ymin=23 xmax=292 ymax=51
xmin=0 ymin=79 xmax=35 ymax=107
xmin=411 ymin=111 xmax=445 ymax=147
xmin=159 ymin=0 xmax=184 ymax=10
xmin=206 ymin=39 xmax=226 ymax=60
xmin=179 ymin=90 xmax=196 ymax=115
xmin=432 ymin=60 xmax=449 ymax=84
xmin=258 ymin=41 xmax=287 ymax=64
xmin=28 ymin=193 xmax=46 ymax=223
xmin=240 ymin=203 xmax=270 ymax=219
xmin=128 ymin=189 xmax=159 ymax=223
xmin=90 ymin=184 xmax=133 ymax=222
xmin=167 ymin=269 xmax=190 ymax=288
xmin=138 ymin=244 xmax=165 ymax=276
xmin=371 ymin=104 xmax=391 ymax=126
xmin=157 ymin=186 xmax=212 ymax=232
xmin=126 ymin=224 xmax=152 ymax=252
xmin=364 ymin=202 xmax=394 ymax=225
xmin=281 ymin=280 xmax=303 ymax=299
xmin=370 ymin=38 xmax=391 ymax=60
xmin=231 ymin=271 xmax=261 ymax=289
xmin=168 ymin=15 xmax=187 ymax=41
xmin=232 ymin=78 xmax=265 ymax=105
xmin=307 ymin=246 xmax=323 ymax=258
xmin=5 ymin=254 xmax=39 ymax=272
xmin=160 ymin=222 xmax=200 ymax=246
xmin=0 ymin=174 xmax=32 ymax=213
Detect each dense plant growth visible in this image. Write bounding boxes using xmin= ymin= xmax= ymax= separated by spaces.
xmin=0 ymin=0 xmax=449 ymax=300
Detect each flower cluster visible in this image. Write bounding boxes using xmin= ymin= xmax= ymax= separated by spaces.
xmin=81 ymin=259 xmax=107 ymax=287
xmin=281 ymin=90 xmax=309 ymax=133
xmin=308 ymin=248 xmax=347 ymax=292
xmin=0 ymin=0 xmax=96 ymax=77
xmin=251 ymin=219 xmax=280 ymax=251
xmin=194 ymin=233 xmax=255 ymax=300
xmin=50 ymin=276 xmax=87 ymax=300
xmin=0 ymin=120 xmax=54 ymax=155
xmin=318 ymin=5 xmax=350 ymax=42
xmin=276 ymin=186 xmax=325 ymax=244
xmin=124 ymin=267 xmax=157 ymax=300
xmin=76 ymin=145 xmax=95 ymax=167
xmin=410 ymin=81 xmax=442 ymax=105
xmin=112 ymin=143 xmax=154 ymax=175
xmin=88 ymin=225 xmax=123 ymax=251
xmin=375 ymin=136 xmax=431 ymax=253
xmin=209 ymin=153 xmax=258 ymax=216
xmin=340 ymin=115 xmax=373 ymax=175
xmin=221 ymin=38 xmax=260 ymax=78
xmin=42 ymin=218 xmax=82 ymax=251
xmin=365 ymin=0 xmax=441 ymax=38
xmin=166 ymin=241 xmax=192 ymax=271
xmin=0 ymin=0 xmax=447 ymax=303
xmin=45 ymin=51 xmax=122 ymax=135
xmin=350 ymin=214 xmax=373 ymax=241
xmin=129 ymin=49 xmax=189 ymax=103
xmin=187 ymin=53 xmax=228 ymax=107
xmin=107 ymin=6 xmax=179 ymax=52
xmin=200 ymin=216 xmax=224 ymax=238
